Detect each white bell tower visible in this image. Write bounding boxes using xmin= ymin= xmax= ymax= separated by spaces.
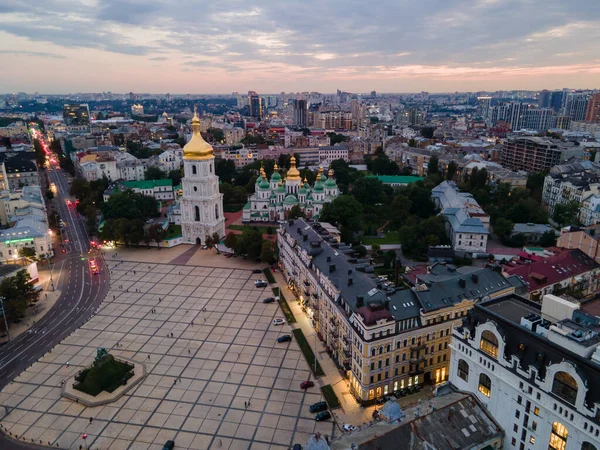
xmin=180 ymin=107 xmax=225 ymax=245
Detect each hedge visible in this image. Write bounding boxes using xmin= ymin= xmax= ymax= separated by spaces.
xmin=292 ymin=329 xmax=324 ymax=377
xmin=263 ymin=268 xmax=275 ymax=284
xmin=321 ymin=384 xmax=341 ymax=409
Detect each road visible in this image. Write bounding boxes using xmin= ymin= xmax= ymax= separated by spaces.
xmin=0 ymin=135 xmax=110 ymax=449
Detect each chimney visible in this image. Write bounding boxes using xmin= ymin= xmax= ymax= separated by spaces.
xmin=356 ymin=296 xmax=364 ymax=307
xmin=329 ymin=264 xmax=336 ymax=273
xmin=348 ymin=269 xmax=352 ymax=275
xmin=297 ymin=228 xmax=302 ymax=235
xmin=458 ymin=278 xmax=466 ymax=288
xmin=348 ymin=278 xmax=353 ymax=286
xmin=288 ymin=220 xmax=294 ymax=226
xmin=327 ymin=256 xmax=331 ymax=262
xmin=385 ymin=299 xmax=390 ymax=310
xmin=303 ymin=235 xmax=308 ymax=241
xmin=471 ymin=273 xmax=479 ymax=283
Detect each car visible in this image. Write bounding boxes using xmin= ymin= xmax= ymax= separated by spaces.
xmin=300 ymin=381 xmax=315 ymax=389
xmin=293 ymin=444 xmax=302 ymax=450
xmin=252 ymin=269 xmax=263 ymax=274
xmin=163 ymin=440 xmax=175 ymax=450
xmin=272 ymin=318 xmax=285 ymax=326
xmin=315 ymin=411 xmax=331 ymax=421
xmin=255 ymin=280 xmax=268 ymax=287
xmin=263 ymin=297 xmax=275 ymax=303
xmin=342 ymin=424 xmax=357 ymax=432
xmin=309 ymin=401 xmax=328 ymax=413
xmin=277 ymin=335 xmax=292 ymax=343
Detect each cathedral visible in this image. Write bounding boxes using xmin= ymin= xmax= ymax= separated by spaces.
xmin=242 ymin=156 xmax=339 ymax=223
xmin=180 ymin=108 xmax=226 ymax=245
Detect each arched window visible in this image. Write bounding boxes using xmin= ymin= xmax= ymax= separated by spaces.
xmin=379 ymin=346 xmax=383 ymax=355
xmin=552 ymin=371 xmax=578 ymax=405
xmin=387 ymin=344 xmax=391 ymax=352
xmin=209 ymin=164 xmax=212 ymax=173
xmin=194 ymin=206 xmax=200 ymax=222
xmin=549 ymin=422 xmax=568 ymax=450
xmin=457 ymin=359 xmax=469 ymax=382
xmin=215 ymin=204 xmax=219 ymax=219
xmin=478 ymin=373 xmax=491 ymax=397
xmin=582 ymin=442 xmax=598 ymax=450
xmin=371 ymin=349 xmax=376 ymax=357
xmin=192 ymin=165 xmax=197 ymax=175
xmin=480 ymin=330 xmax=498 ymax=359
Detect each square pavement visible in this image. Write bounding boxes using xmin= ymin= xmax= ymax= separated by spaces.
xmin=0 ymin=261 xmax=335 ymax=449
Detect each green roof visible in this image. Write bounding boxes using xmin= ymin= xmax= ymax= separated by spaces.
xmin=122 ymin=179 xmax=173 ymax=190
xmin=366 ymin=175 xmax=424 ymax=184
xmin=243 ymin=201 xmax=251 ymax=210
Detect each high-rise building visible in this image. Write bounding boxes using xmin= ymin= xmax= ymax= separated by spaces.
xmin=585 ymin=93 xmax=600 ymax=124
xmin=62 ymin=104 xmax=90 ymax=126
xmin=538 ymin=89 xmax=551 ymax=108
xmin=550 ymin=90 xmax=566 ymax=112
xmin=564 ymin=93 xmax=589 ymax=121
xmin=248 ymin=91 xmax=263 ymax=120
xmin=292 ymin=99 xmax=308 ymax=127
xmin=501 ymin=136 xmax=580 ymax=173
xmin=180 ymin=108 xmax=225 ymax=245
xmin=477 ymin=96 xmax=492 ymax=121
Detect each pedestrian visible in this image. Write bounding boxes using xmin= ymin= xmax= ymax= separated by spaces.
xmin=191 ymin=321 xmax=194 ymax=326
xmin=248 ymin=399 xmax=251 ymax=407
xmin=171 ymin=332 xmax=174 ymax=337
xmin=113 ymin=295 xmax=115 ymax=300
xmin=147 ymin=355 xmax=150 ymax=359
xmin=218 ymin=439 xmax=222 ymax=447
xmin=244 ymin=401 xmax=247 ymax=408
xmin=188 ymin=349 xmax=190 ymax=354
xmin=228 ymin=372 xmax=230 ymax=378
xmin=89 ymin=417 xmax=93 ymax=424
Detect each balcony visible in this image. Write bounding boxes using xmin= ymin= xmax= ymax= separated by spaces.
xmin=343 ymin=349 xmax=352 ymax=357
xmin=303 ymin=280 xmax=310 ymax=287
xmin=410 ymin=343 xmax=427 ymax=351
xmin=409 ymin=356 xmax=426 ymax=364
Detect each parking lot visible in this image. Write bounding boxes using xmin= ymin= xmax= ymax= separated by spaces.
xmin=0 ymin=262 xmax=336 ymax=449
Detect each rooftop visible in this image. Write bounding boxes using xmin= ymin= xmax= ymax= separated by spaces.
xmin=365 ymin=175 xmax=424 ymax=184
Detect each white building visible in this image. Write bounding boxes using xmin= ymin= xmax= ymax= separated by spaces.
xmin=158 ymin=148 xmax=183 ymax=172
xmin=103 ymin=179 xmax=174 ymax=202
xmin=542 ymin=161 xmax=600 ymax=218
xmin=450 ymin=293 xmax=600 ymax=450
xmin=180 ymin=109 xmax=225 ymax=245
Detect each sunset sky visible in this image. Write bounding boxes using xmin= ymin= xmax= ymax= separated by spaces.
xmin=1 ymin=0 xmax=599 ymax=94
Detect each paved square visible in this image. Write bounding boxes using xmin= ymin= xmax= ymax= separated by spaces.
xmin=0 ymin=261 xmax=335 ymax=449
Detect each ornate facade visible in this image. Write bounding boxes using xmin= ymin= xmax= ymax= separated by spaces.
xmin=180 ymin=108 xmax=225 ymax=244
xmin=242 ymin=157 xmax=339 ymax=223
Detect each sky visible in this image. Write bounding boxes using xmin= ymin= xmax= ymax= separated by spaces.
xmin=1 ymin=0 xmax=600 ymax=94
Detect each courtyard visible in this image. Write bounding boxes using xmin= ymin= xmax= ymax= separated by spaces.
xmin=0 ymin=259 xmax=335 ymax=449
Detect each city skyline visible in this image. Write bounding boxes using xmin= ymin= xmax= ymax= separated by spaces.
xmin=1 ymin=0 xmax=600 ymax=94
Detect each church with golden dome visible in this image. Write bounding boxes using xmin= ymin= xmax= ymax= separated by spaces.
xmin=242 ymin=156 xmax=339 ymax=223
xmin=180 ymin=108 xmax=225 ymax=244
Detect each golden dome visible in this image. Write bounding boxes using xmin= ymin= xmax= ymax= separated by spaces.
xmin=260 ymin=166 xmax=267 ymax=179
xmin=287 ymin=155 xmax=301 ymax=181
xmin=183 ymin=106 xmax=213 ymax=160
xmin=328 ymin=168 xmax=334 ymax=177
xmin=273 ymin=163 xmax=279 ymax=171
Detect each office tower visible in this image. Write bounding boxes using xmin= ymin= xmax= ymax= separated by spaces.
xmin=63 ymin=104 xmax=90 ymax=126
xmin=538 ymin=89 xmax=551 ymax=108
xmin=564 ymin=93 xmax=589 ymax=121
xmin=585 ymin=93 xmax=600 ymax=124
xmin=550 ymin=91 xmax=565 ymax=112
xmin=248 ymin=91 xmax=263 ymax=120
xmin=477 ymin=96 xmax=492 ymax=121
xmin=501 ymin=136 xmax=572 ymax=172
xmin=371 ymin=91 xmax=377 ymax=97
xmin=293 ymin=99 xmax=308 ymax=127
xmin=407 ymin=108 xmax=425 ymax=126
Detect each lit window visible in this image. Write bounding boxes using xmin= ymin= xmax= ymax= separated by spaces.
xmin=478 ymin=373 xmax=491 ymax=398
xmin=548 ymin=422 xmax=568 ymax=450
xmin=552 ymin=372 xmax=578 ymax=405
xmin=480 ymin=330 xmax=498 ymax=359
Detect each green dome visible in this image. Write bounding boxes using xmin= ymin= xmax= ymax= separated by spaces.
xmin=258 ymin=178 xmax=270 ymax=190
xmin=271 ymin=171 xmax=281 ymax=182
xmin=298 ymin=187 xmax=307 ymax=195
xmin=325 ymin=177 xmax=337 ymax=188
xmin=306 ymin=194 xmax=313 ymax=200
xmin=304 ymin=181 xmax=310 ymax=189
xmin=283 ymin=195 xmax=299 ymax=205
xmin=275 ymin=184 xmax=286 ymax=194
xmin=313 ymin=181 xmax=324 ymax=192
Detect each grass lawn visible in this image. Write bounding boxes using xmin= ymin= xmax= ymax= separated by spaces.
xmin=228 ymin=224 xmax=275 ymax=235
xmin=292 ymin=329 xmax=325 ymax=377
xmin=361 ymin=231 xmax=401 ymax=245
xmin=321 ymin=384 xmax=341 ymax=409
xmin=263 ymin=268 xmax=275 ymax=283
xmin=164 ymin=224 xmax=182 ymax=239
xmin=273 ymin=288 xmax=296 ymax=323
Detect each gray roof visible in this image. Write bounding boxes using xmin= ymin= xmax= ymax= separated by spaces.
xmin=512 ymin=223 xmax=555 ymax=235
xmin=443 ymin=208 xmax=489 ymax=235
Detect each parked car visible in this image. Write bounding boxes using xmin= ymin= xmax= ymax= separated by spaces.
xmin=300 ymin=381 xmax=315 ymax=389
xmin=342 ymin=424 xmax=356 ymax=432
xmin=163 ymin=440 xmax=175 ymax=450
xmin=277 ymin=335 xmax=292 ymax=343
xmin=315 ymin=411 xmax=331 ymax=421
xmin=309 ymin=401 xmax=328 ymax=413
xmin=263 ymin=297 xmax=275 ymax=303
xmin=252 ymin=269 xmax=263 ymax=274
xmin=293 ymin=444 xmax=302 ymax=450
xmin=273 ymin=318 xmax=285 ymax=326
xmin=255 ymin=280 xmax=268 ymax=288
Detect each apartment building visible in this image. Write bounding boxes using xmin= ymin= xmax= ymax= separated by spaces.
xmin=223 ymin=148 xmax=258 ymax=168
xmin=585 ymin=93 xmax=600 ymax=124
xmin=501 ymin=137 xmax=583 ymax=173
xmin=278 ymin=219 xmax=520 ymax=405
xmin=3 ymin=154 xmax=40 ymax=190
xmin=450 ymin=293 xmax=600 ymax=450
xmin=103 ymin=179 xmax=174 ymax=201
xmin=542 ymin=161 xmax=600 ymax=217
xmin=557 ymin=225 xmax=600 ymax=263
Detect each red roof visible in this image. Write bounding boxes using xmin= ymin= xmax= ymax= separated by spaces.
xmin=517 ymin=252 xmax=544 ymax=263
xmin=403 ymin=265 xmax=429 ymax=286
xmin=503 ymin=249 xmax=599 ymax=291
xmin=358 ymin=305 xmax=393 ymax=326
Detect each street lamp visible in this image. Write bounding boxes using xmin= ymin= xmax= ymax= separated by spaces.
xmin=0 ymin=297 xmax=10 ymax=342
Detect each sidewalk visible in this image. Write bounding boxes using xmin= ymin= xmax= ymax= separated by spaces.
xmin=0 ymin=265 xmax=63 ymax=344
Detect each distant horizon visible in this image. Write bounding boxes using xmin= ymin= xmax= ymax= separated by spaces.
xmin=1 ymin=1 xmax=600 ymax=94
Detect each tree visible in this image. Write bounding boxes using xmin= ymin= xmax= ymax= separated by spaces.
xmin=261 ymin=241 xmax=275 ymax=264
xmin=320 ymin=195 xmax=364 ymax=233
xmin=147 ymin=224 xmax=165 ymax=248
xmin=212 ymin=232 xmax=221 ymax=245
xmin=427 ymin=156 xmax=439 ymax=176
xmin=408 ymin=138 xmax=416 ymax=148
xmin=493 ymin=218 xmax=514 ymax=241
xmin=354 ymin=245 xmax=367 ymax=258
xmin=366 ymin=153 xmax=400 ymax=176
xmin=224 ymin=232 xmax=238 ymax=250
xmin=205 ymin=235 xmax=214 ymax=249
xmin=421 ymin=127 xmax=436 ymax=139
xmin=446 ymin=161 xmax=457 ymax=181
xmin=288 ymin=204 xmax=305 ymax=219
xmin=86 ymin=210 xmax=98 ymax=236
xmin=236 ymin=228 xmax=263 ymax=258
xmin=0 ymin=269 xmax=39 ymax=324
xmin=168 ymin=169 xmax=182 ymax=186
xmin=145 ymin=166 xmax=167 ymax=180
xmin=215 ymin=159 xmax=237 ymax=182
xmin=125 ymin=219 xmax=146 ymax=246
xmin=45 ymin=190 xmax=55 ymax=201
xmin=266 ymin=226 xmax=274 ymax=235
xmin=539 ymin=230 xmax=557 ymax=247
xmin=100 ymin=219 xmax=116 ymax=243
xmin=350 ymin=177 xmax=387 ymax=205
xmin=19 ymin=247 xmax=36 ymax=259
xmin=101 ymin=190 xmax=158 ymax=221
xmin=553 ymin=201 xmax=580 ymax=227
xmin=390 ymin=195 xmax=412 ymax=229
